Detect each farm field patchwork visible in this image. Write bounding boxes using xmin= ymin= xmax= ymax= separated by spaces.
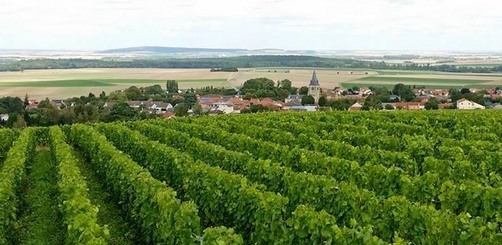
xmin=1 ymin=110 xmax=502 ymax=244
xmin=1 ymin=68 xmax=502 ymax=99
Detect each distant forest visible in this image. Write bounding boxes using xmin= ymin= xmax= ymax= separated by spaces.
xmin=1 ymin=55 xmax=502 ymax=73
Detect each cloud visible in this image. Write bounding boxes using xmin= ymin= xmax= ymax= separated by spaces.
xmin=0 ymin=0 xmax=501 ymax=50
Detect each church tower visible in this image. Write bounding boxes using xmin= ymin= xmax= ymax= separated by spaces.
xmin=308 ymin=70 xmax=321 ymax=104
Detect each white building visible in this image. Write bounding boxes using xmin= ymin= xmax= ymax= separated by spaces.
xmin=212 ymin=102 xmax=235 ymax=114
xmin=457 ymin=99 xmax=485 ymax=110
xmin=0 ymin=114 xmax=9 ymax=122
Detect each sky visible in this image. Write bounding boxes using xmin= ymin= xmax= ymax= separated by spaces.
xmin=0 ymin=0 xmax=501 ymax=51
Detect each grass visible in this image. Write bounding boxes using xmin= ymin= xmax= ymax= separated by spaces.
xmin=16 ymin=148 xmax=65 ymax=245
xmin=72 ymin=146 xmax=139 ymax=245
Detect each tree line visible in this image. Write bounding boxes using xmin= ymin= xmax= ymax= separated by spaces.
xmin=2 ymin=56 xmax=502 ymax=73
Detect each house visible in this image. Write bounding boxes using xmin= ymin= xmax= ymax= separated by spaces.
xmin=457 ymin=99 xmax=485 ymax=110
xmin=348 ymin=102 xmax=363 ymax=111
xmin=333 ymin=87 xmax=346 ymax=96
xmin=0 ymin=114 xmax=9 ymax=122
xmin=283 ymin=105 xmax=318 ymax=111
xmin=147 ymin=102 xmax=173 ymax=113
xmin=381 ymin=103 xmax=396 ymax=110
xmin=162 ymin=111 xmax=175 ymax=118
xmin=126 ymin=101 xmax=173 ymax=114
xmin=211 ymin=102 xmax=235 ymax=114
xmin=259 ymin=98 xmax=283 ymax=110
xmin=226 ymin=97 xmax=250 ymax=111
xmin=389 ymin=95 xmax=401 ymax=101
xmin=439 ymin=103 xmax=453 ymax=109
xmin=393 ymin=102 xmax=424 ymax=110
xmin=285 ymin=94 xmax=303 ymax=104
xmin=51 ymin=99 xmax=66 ymax=109
xmin=360 ymin=87 xmax=373 ymax=96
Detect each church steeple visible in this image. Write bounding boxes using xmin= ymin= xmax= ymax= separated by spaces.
xmin=310 ymin=70 xmax=319 ymax=86
xmin=308 ymin=70 xmax=321 ymax=104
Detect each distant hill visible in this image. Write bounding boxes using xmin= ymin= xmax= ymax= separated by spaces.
xmin=99 ymin=46 xmax=248 ymax=54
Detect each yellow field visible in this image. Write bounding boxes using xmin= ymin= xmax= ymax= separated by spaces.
xmin=0 ymin=68 xmax=501 ymax=100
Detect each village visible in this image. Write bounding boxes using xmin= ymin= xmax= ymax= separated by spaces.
xmin=2 ymin=71 xmax=502 ymax=124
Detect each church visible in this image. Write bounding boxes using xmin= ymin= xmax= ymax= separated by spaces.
xmin=308 ymin=70 xmax=321 ymax=104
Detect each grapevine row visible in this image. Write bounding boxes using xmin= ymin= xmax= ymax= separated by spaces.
xmin=127 ymin=122 xmax=502 ymax=244
xmin=0 ymin=128 xmax=36 ymax=243
xmin=70 ymin=124 xmax=224 ymax=244
xmin=98 ymin=123 xmax=388 ymax=244
xmin=48 ymin=126 xmax=108 ymax=244
xmin=156 ymin=119 xmax=502 ymax=222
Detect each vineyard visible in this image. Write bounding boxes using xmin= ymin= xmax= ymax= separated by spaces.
xmin=1 ymin=110 xmax=502 ymax=244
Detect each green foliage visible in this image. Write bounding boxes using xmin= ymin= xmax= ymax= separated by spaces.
xmin=0 ymin=96 xmax=24 ymax=114
xmin=301 ymin=95 xmax=315 ymax=105
xmin=318 ymin=96 xmax=328 ymax=107
xmin=392 ymin=83 xmax=416 ymax=102
xmin=330 ymin=98 xmax=357 ymax=110
xmin=0 ymin=128 xmax=36 ymax=243
xmin=201 ymin=227 xmax=244 ymax=245
xmin=169 ymin=112 xmax=502 ymax=244
xmin=105 ymin=102 xmax=142 ymax=122
xmin=0 ymin=129 xmax=18 ymax=160
xmin=3 ymin=56 xmax=502 ymax=73
xmin=174 ymin=103 xmax=189 ymax=117
xmin=145 ymin=84 xmax=164 ymax=95
xmin=99 ymin=123 xmax=289 ymax=244
xmin=49 ymin=127 xmax=108 ymax=244
xmin=287 ymin=205 xmax=386 ymax=245
xmin=240 ymin=78 xmax=290 ymax=100
xmin=299 ymin=86 xmax=309 ymax=95
xmin=424 ymin=98 xmax=440 ymax=110
xmin=69 ymin=124 xmax=201 ymax=244
xmin=166 ymin=80 xmax=179 ymax=93
xmin=210 ymin=67 xmax=239 ymax=72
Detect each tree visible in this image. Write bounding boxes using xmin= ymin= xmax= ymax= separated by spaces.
xmin=299 ymin=86 xmax=309 ymax=95
xmin=318 ymin=96 xmax=328 ymax=107
xmin=106 ymin=102 xmax=139 ymax=122
xmin=384 ymin=104 xmax=395 ymax=110
xmin=166 ymin=80 xmax=179 ymax=93
xmin=278 ymin=79 xmax=292 ymax=90
xmin=424 ymin=98 xmax=439 ymax=110
xmin=184 ymin=92 xmax=197 ymax=108
xmin=174 ymin=103 xmax=189 ymax=117
xmin=145 ymin=85 xmax=164 ymax=95
xmin=37 ymin=98 xmax=53 ymax=109
xmin=0 ymin=96 xmax=25 ymax=114
xmin=12 ymin=114 xmax=26 ymax=128
xmin=124 ymin=86 xmax=143 ymax=100
xmin=330 ymin=98 xmax=356 ymax=110
xmin=392 ymin=83 xmax=416 ymax=102
xmin=301 ymin=95 xmax=315 ymax=105
xmin=460 ymin=88 xmax=471 ymax=94
xmin=24 ymin=94 xmax=29 ymax=107
xmin=99 ymin=91 xmax=107 ymax=100
xmin=192 ymin=103 xmax=202 ymax=115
